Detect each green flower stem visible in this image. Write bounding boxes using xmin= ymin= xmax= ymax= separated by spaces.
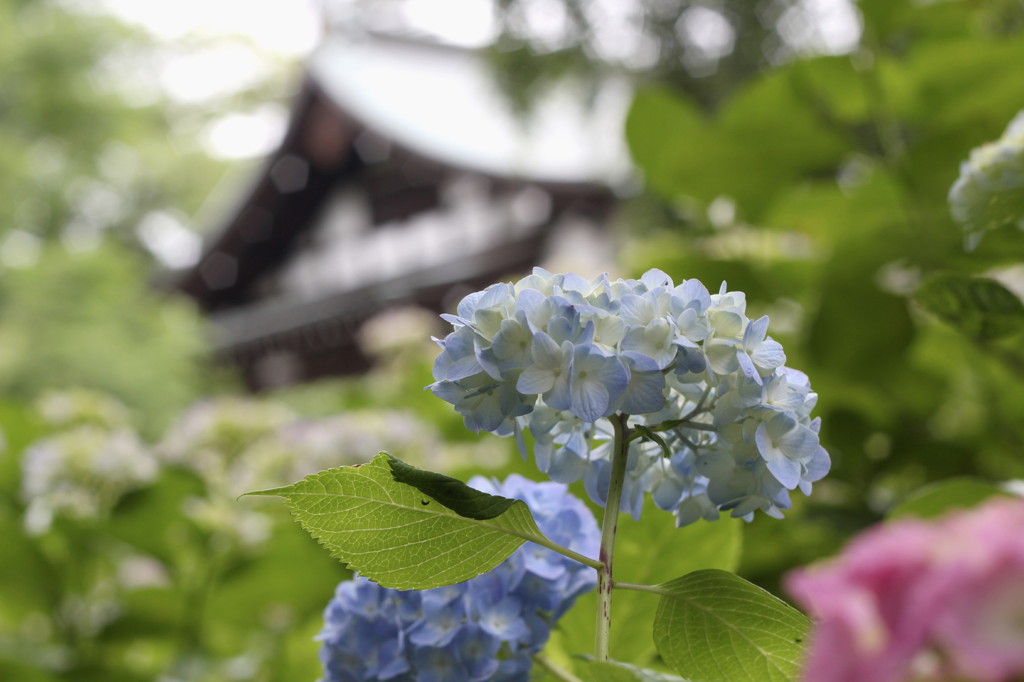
xmin=595 ymin=412 xmax=632 ymax=662
xmin=640 ymin=418 xmax=716 ymax=434
xmin=529 ymin=533 xmax=603 ymax=571
xmin=534 ymin=653 xmax=585 ymax=682
xmin=613 ymin=581 xmax=673 ymax=597
xmin=173 ymin=541 xmax=228 ymax=670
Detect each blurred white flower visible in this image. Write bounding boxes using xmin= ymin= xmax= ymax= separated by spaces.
xmin=949 ymin=110 xmax=1024 ymax=248
xmin=21 ymin=425 xmax=157 ymax=534
xmin=37 ymin=388 xmax=133 ymax=429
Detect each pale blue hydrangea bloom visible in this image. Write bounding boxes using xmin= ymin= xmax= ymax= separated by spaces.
xmin=430 ymin=269 xmax=830 ymax=526
xmin=949 ymin=110 xmax=1024 ymax=248
xmin=318 ymin=475 xmax=599 ymax=682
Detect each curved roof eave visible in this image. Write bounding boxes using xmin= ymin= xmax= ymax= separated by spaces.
xmin=308 ymin=33 xmax=635 ymax=188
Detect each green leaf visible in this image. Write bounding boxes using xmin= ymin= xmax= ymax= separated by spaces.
xmin=899 ymin=40 xmax=1024 ymax=132
xmin=587 ymin=659 xmax=689 ymax=682
xmin=626 ymin=63 xmax=851 ymax=220
xmin=556 ymin=498 xmax=743 ymax=666
xmin=888 ymin=477 xmax=1010 ymax=520
xmin=806 ymin=241 xmax=916 ymax=388
xmin=245 ymin=453 xmax=544 ymax=589
xmin=915 ymin=273 xmax=1024 ymax=339
xmin=653 ymin=570 xmax=810 ymax=682
xmin=617 ymin=507 xmax=743 ymax=585
xmin=385 ymin=454 xmax=517 ymax=519
xmin=108 ymin=466 xmax=207 ymax=563
xmin=624 ymin=86 xmax=710 ymax=204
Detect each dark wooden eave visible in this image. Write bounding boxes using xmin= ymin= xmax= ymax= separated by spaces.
xmin=174 ymin=75 xmax=361 ymax=312
xmin=172 ymin=65 xmax=618 ymax=388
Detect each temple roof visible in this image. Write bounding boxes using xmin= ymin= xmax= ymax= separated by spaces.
xmin=310 ymin=32 xmax=632 ymax=184
xmin=171 ymin=31 xmax=626 ymax=388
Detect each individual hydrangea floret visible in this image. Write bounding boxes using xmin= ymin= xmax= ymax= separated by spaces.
xmin=949 ymin=109 xmax=1024 ymax=248
xmin=786 ymin=497 xmax=1024 ymax=682
xmin=318 ymin=474 xmax=599 ymax=682
xmin=429 ymin=268 xmax=829 ymax=525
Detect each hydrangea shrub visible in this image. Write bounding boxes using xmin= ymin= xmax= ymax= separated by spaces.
xmin=256 ymin=268 xmax=830 ymax=681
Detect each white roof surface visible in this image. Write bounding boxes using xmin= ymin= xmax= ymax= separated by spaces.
xmin=309 ymin=33 xmax=633 ymax=185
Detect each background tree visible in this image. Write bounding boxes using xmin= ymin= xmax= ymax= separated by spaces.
xmin=0 ymin=0 xmax=301 ymax=430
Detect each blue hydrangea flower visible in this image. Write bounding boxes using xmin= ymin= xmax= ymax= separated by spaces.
xmin=318 ymin=475 xmax=599 ymax=682
xmin=430 ymin=269 xmax=830 ymax=525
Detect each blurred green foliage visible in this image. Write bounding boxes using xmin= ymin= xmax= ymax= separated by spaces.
xmin=5 ymin=0 xmax=1024 ymax=679
xmin=0 ymin=0 xmax=231 ymax=248
xmin=0 ymin=244 xmax=220 ymax=432
xmin=0 ymin=380 xmax=481 ymax=680
xmin=487 ymin=0 xmax=798 ymax=110
xmin=621 ymin=0 xmax=1024 ymax=591
xmin=0 ymin=1 xmax=330 ymax=678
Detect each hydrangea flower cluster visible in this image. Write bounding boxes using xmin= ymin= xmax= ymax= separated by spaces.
xmin=157 ymin=397 xmax=298 ymax=484
xmin=786 ymin=497 xmax=1024 ymax=682
xmin=949 ymin=109 xmax=1024 ymax=248
xmin=21 ymin=425 xmax=157 ymax=535
xmin=318 ymin=474 xmax=600 ymax=682
xmin=36 ymin=388 xmax=134 ymax=429
xmin=430 ymin=268 xmax=829 ymax=525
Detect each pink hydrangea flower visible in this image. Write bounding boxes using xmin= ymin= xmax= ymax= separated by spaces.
xmin=786 ymin=498 xmax=1024 ymax=682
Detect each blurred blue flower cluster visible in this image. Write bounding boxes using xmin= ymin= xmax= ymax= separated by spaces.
xmin=318 ymin=474 xmax=599 ymax=682
xmin=430 ymin=268 xmax=829 ymax=525
xmin=949 ymin=109 xmax=1024 ymax=248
